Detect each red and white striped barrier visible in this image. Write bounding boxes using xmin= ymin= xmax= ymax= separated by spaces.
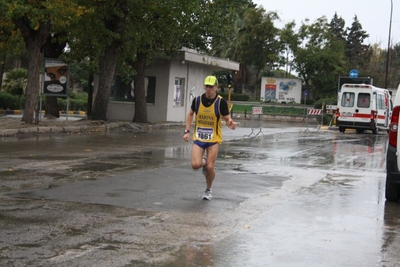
xmin=308 ymin=109 xmax=323 ymax=115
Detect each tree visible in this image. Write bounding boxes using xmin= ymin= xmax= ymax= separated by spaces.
xmin=210 ymin=4 xmax=280 ymax=95
xmin=291 ymin=16 xmax=346 ymax=100
xmin=387 ymin=44 xmax=400 ymax=88
xmin=0 ymin=0 xmax=19 ymax=90
xmin=345 ymin=15 xmax=371 ymax=71
xmin=5 ymin=0 xmax=82 ymax=124
xmin=239 ymin=7 xmax=280 ymax=96
xmin=121 ymin=0 xmax=231 ymax=122
xmin=330 ymin=13 xmax=347 ymax=43
xmin=366 ymin=43 xmax=400 ymax=88
xmin=76 ymin=0 xmax=130 ymax=121
xmin=121 ymin=0 xmax=187 ymax=123
xmin=280 ymin=21 xmax=298 ymax=77
xmin=74 ymin=0 xmax=204 ymax=122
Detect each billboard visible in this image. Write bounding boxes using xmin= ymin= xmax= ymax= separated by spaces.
xmin=260 ymin=77 xmax=302 ymax=103
xmin=43 ymin=59 xmax=68 ymax=96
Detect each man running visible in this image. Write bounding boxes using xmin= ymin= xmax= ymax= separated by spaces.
xmin=183 ymin=75 xmax=237 ymax=200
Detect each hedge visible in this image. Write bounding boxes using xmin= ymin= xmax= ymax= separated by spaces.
xmin=219 ymin=92 xmax=250 ymax=101
xmin=0 ymin=92 xmax=24 ymax=110
xmin=0 ymin=92 xmax=87 ymax=112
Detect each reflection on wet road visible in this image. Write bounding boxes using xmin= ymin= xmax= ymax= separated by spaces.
xmin=0 ymin=124 xmax=399 ymax=266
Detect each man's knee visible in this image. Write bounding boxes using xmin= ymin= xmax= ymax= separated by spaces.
xmin=191 ymin=161 xmax=202 ymax=170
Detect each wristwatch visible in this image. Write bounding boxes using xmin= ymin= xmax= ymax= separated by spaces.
xmin=184 ymin=129 xmax=190 ymax=134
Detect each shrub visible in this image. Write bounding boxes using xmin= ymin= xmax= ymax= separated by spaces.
xmin=2 ymin=68 xmax=28 ymax=97
xmin=219 ymin=92 xmax=250 ymax=101
xmin=301 ymin=98 xmax=314 ymax=105
xmin=314 ymin=98 xmax=337 ymax=109
xmin=0 ymin=92 xmax=24 ymax=110
xmin=58 ymin=93 xmax=88 ymax=111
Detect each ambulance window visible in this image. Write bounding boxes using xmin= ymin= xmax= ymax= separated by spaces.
xmin=341 ymin=92 xmax=355 ymax=107
xmin=377 ymin=94 xmax=384 ymax=109
xmin=357 ymin=93 xmax=370 ymax=108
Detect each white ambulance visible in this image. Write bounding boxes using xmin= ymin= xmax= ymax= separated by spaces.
xmin=336 ymin=83 xmax=392 ymax=134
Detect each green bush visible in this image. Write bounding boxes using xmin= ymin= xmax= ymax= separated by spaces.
xmin=322 ymin=114 xmax=334 ymax=125
xmin=2 ymin=68 xmax=28 ymax=97
xmin=301 ymin=98 xmax=314 ymax=105
xmin=314 ymin=98 xmax=337 ymax=109
xmin=58 ymin=96 xmax=88 ymax=111
xmin=0 ymin=92 xmax=24 ymax=110
xmin=219 ymin=92 xmax=250 ymax=101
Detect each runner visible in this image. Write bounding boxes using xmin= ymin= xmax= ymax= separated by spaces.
xmin=183 ymin=75 xmax=237 ymax=200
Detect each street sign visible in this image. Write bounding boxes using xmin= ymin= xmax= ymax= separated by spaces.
xmin=252 ymin=107 xmax=263 ymax=115
xmin=304 ymin=90 xmax=308 ymax=97
xmin=349 ymin=69 xmax=358 ymax=78
xmin=326 ymin=105 xmax=337 ymax=110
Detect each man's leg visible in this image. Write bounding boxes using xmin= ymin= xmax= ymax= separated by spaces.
xmin=204 ymin=143 xmax=220 ymax=189
xmin=191 ymin=143 xmax=205 ymax=170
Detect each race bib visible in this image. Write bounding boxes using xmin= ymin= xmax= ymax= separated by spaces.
xmin=196 ymin=127 xmax=213 ymax=141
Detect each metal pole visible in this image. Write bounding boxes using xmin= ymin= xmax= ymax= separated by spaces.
xmin=385 ymin=0 xmax=393 ymax=89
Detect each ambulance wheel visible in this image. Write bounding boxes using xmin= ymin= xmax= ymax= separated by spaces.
xmin=339 ymin=127 xmax=345 ymax=133
xmin=386 ymin=174 xmax=400 ymax=201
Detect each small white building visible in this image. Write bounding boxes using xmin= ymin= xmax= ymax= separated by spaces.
xmin=106 ymin=48 xmax=239 ymax=123
xmin=260 ymin=77 xmax=302 ymax=103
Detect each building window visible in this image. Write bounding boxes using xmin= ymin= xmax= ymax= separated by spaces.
xmin=174 ymin=78 xmax=185 ymax=107
xmin=110 ymin=75 xmax=156 ymax=104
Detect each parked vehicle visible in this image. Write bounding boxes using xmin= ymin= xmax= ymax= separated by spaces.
xmin=336 ymin=84 xmax=392 ymax=134
xmin=386 ymin=84 xmax=400 ymax=201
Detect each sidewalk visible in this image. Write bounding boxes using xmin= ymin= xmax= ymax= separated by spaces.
xmin=0 ymin=114 xmax=184 ymax=137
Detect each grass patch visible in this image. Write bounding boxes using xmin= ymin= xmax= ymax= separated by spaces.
xmin=231 ymin=104 xmax=307 ymax=116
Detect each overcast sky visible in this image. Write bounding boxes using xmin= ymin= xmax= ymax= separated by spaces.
xmin=253 ymin=0 xmax=398 ymax=48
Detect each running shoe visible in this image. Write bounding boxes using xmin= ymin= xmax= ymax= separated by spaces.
xmin=202 ymin=189 xmax=212 ymax=200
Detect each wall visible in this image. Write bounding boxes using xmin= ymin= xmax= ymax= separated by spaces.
xmin=106 ymin=59 xmax=216 ymax=123
xmin=260 ymin=77 xmax=302 ymax=104
xmin=106 ymin=59 xmax=170 ymax=122
xmin=166 ymin=61 xmax=215 ymax=122
xmin=106 ymin=50 xmax=239 ymax=123
xmin=166 ymin=59 xmax=189 ymax=122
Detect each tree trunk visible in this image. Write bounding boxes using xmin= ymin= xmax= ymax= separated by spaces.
xmin=22 ymin=45 xmax=43 ymax=124
xmin=14 ymin=19 xmax=51 ymax=124
xmin=132 ymin=53 xmax=148 ymax=123
xmin=45 ymin=97 xmax=59 ymax=117
xmin=87 ymin=72 xmax=94 ymax=117
xmin=0 ymin=54 xmax=5 ymax=90
xmin=91 ymin=44 xmax=118 ymax=121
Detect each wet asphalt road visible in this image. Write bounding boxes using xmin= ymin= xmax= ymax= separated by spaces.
xmin=0 ymin=121 xmax=399 ymax=267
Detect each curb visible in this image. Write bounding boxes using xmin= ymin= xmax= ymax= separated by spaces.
xmin=0 ymin=122 xmax=124 ymax=137
xmin=0 ymin=110 xmax=86 ymax=115
xmin=0 ymin=110 xmax=23 ymax=115
xmin=0 ymin=120 xmax=184 ymax=138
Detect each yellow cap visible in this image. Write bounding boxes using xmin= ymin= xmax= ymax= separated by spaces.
xmin=204 ymin=76 xmax=218 ymax=86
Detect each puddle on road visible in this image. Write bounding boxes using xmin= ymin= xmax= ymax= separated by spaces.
xmin=159 ymin=243 xmax=215 ymax=267
xmin=71 ymin=162 xmax=122 ymax=172
xmin=18 ymin=155 xmax=85 ymax=161
xmin=220 ymin=131 xmax=387 ymax=172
